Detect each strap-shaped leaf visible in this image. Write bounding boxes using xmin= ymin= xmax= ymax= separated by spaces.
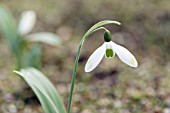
xmin=14 ymin=68 xmax=66 ymax=113
xmin=0 ymin=6 xmax=19 ymax=45
xmin=25 ymin=32 xmax=61 ymax=46
xmin=28 ymin=44 xmax=41 ymax=69
xmin=0 ymin=6 xmax=27 ymax=69
xmin=0 ymin=6 xmax=22 ymax=51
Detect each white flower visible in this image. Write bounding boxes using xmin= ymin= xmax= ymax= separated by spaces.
xmin=18 ymin=10 xmax=36 ymax=35
xmin=17 ymin=10 xmax=60 ymax=46
xmin=85 ymin=41 xmax=138 ymax=72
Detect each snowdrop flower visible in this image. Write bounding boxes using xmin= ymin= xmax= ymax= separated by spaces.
xmin=17 ymin=10 xmax=60 ymax=46
xmin=18 ymin=10 xmax=36 ymax=35
xmin=85 ymin=30 xmax=138 ymax=72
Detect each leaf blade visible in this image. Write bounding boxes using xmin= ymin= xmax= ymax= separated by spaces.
xmin=14 ymin=68 xmax=66 ymax=113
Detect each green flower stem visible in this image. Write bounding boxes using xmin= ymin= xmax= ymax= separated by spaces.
xmin=67 ymin=20 xmax=121 ymax=113
xmin=67 ymin=27 xmax=107 ymax=113
xmin=67 ymin=38 xmax=85 ymax=113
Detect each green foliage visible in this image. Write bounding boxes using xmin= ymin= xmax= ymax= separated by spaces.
xmin=0 ymin=6 xmax=26 ymax=69
xmin=28 ymin=44 xmax=41 ymax=69
xmin=14 ymin=68 xmax=67 ymax=113
xmin=0 ymin=6 xmax=61 ymax=69
xmin=13 ymin=20 xmax=121 ymax=113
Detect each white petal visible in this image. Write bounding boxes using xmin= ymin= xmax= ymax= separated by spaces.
xmin=18 ymin=10 xmax=36 ymax=35
xmin=85 ymin=43 xmax=106 ymax=72
xmin=25 ymin=32 xmax=61 ymax=46
xmin=111 ymin=42 xmax=138 ymax=67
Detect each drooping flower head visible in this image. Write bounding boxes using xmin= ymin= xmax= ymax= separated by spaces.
xmin=18 ymin=10 xmax=36 ymax=35
xmin=85 ymin=30 xmax=138 ymax=72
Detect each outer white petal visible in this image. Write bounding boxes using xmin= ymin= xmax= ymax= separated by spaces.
xmin=111 ymin=42 xmax=138 ymax=67
xmin=25 ymin=32 xmax=61 ymax=46
xmin=18 ymin=10 xmax=36 ymax=35
xmin=85 ymin=43 xmax=106 ymax=72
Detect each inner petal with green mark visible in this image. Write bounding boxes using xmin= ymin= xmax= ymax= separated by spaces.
xmin=105 ymin=49 xmax=115 ymax=58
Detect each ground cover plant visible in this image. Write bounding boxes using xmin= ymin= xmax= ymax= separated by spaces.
xmin=0 ymin=6 xmax=61 ymax=69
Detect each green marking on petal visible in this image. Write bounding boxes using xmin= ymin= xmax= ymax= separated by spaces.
xmin=130 ymin=56 xmax=137 ymax=67
xmin=105 ymin=49 xmax=115 ymax=58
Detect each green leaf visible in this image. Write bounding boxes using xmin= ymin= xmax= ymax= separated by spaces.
xmin=0 ymin=6 xmax=27 ymax=69
xmin=28 ymin=44 xmax=41 ymax=69
xmin=25 ymin=32 xmax=61 ymax=46
xmin=0 ymin=6 xmax=20 ymax=51
xmin=13 ymin=68 xmax=66 ymax=113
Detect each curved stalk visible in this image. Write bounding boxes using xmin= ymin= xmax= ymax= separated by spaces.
xmin=67 ymin=20 xmax=121 ymax=113
xmin=67 ymin=38 xmax=85 ymax=113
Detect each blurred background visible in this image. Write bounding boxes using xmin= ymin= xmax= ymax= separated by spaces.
xmin=0 ymin=0 xmax=170 ymax=113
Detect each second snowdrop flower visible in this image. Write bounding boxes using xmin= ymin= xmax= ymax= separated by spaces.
xmin=18 ymin=10 xmax=36 ymax=35
xmin=85 ymin=30 xmax=138 ymax=72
